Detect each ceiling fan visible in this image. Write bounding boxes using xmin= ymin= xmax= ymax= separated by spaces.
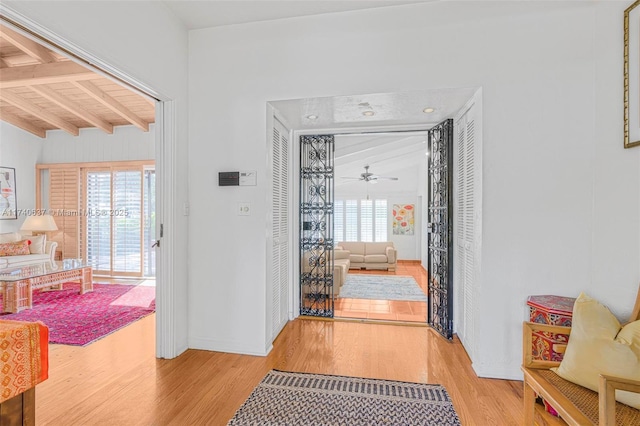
xmin=341 ymin=165 xmax=398 ymax=184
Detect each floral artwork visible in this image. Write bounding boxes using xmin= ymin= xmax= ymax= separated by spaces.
xmin=0 ymin=167 xmax=17 ymax=220
xmin=392 ymin=204 xmax=414 ymax=235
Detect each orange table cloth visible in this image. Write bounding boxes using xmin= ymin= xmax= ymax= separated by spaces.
xmin=0 ymin=320 xmax=48 ymax=403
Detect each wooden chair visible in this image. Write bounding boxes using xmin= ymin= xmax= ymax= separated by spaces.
xmin=521 ymin=284 xmax=640 ymax=425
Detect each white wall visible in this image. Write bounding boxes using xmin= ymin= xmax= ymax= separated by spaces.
xmin=0 ymin=122 xmax=43 ymax=232
xmin=40 ymin=125 xmax=155 ymax=164
xmin=189 ymin=1 xmax=640 ymax=378
xmin=3 ymin=0 xmax=190 ymax=357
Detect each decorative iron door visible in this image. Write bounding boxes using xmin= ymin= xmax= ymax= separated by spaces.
xmin=427 ymin=119 xmax=454 ymax=339
xmin=300 ymin=135 xmax=335 ymax=317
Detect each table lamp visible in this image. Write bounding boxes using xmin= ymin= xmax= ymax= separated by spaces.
xmin=20 ymin=214 xmax=58 ymax=236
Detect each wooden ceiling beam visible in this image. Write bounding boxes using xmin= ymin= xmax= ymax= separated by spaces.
xmin=0 ymin=57 xmax=9 ymax=68
xmin=30 ymin=85 xmax=114 ymax=134
xmin=0 ymin=90 xmax=79 ymax=136
xmin=73 ymin=80 xmax=149 ymax=132
xmin=0 ymin=26 xmax=57 ymax=64
xmin=0 ymin=109 xmax=46 ymax=138
xmin=0 ymin=61 xmax=95 ymax=89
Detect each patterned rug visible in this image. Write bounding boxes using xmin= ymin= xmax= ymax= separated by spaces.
xmin=339 ymin=274 xmax=428 ymax=301
xmin=228 ymin=370 xmax=461 ymax=425
xmin=0 ymin=283 xmax=155 ymax=346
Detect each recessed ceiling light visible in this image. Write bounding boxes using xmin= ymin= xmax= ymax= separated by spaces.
xmin=423 ymin=107 xmax=435 ymax=113
xmin=362 ymin=111 xmax=375 ymax=117
xmin=306 ymin=114 xmax=318 ymax=120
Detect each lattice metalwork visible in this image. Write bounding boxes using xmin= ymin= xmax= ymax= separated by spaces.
xmin=300 ymin=135 xmax=334 ymax=317
xmin=427 ymin=119 xmax=454 ymax=340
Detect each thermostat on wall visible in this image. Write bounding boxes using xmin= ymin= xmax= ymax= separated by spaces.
xmin=239 ymin=171 xmax=257 ymax=186
xmin=219 ymin=172 xmax=239 ymax=186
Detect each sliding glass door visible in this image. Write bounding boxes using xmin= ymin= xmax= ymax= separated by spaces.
xmin=84 ymin=166 xmax=154 ymax=277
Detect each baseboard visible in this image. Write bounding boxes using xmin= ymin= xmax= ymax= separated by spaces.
xmin=472 ymin=361 xmax=523 ymax=381
xmin=397 ymin=260 xmax=422 ymax=264
xmin=188 ymin=336 xmax=271 ymax=357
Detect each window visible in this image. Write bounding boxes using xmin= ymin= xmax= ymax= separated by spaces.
xmin=334 ymin=199 xmax=388 ymax=243
xmin=37 ymin=160 xmax=155 ymax=277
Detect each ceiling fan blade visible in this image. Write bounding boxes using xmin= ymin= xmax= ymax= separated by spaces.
xmin=340 ymin=177 xmax=363 ymax=180
xmin=376 ymin=176 xmax=399 ymax=180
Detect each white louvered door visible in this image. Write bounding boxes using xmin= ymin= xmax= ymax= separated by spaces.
xmin=454 ymin=103 xmax=478 ymax=359
xmin=271 ymin=119 xmax=290 ymax=341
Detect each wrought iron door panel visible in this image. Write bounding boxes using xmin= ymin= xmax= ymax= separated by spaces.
xmin=300 ymin=135 xmax=334 ymax=317
xmin=427 ymin=119 xmax=454 ymax=339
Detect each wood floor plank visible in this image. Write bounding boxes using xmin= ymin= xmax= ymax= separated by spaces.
xmin=35 ymin=314 xmax=524 ymax=425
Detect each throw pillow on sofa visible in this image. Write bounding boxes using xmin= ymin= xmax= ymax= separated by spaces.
xmin=0 ymin=240 xmax=31 ymax=257
xmin=24 ymin=235 xmax=46 ymax=254
xmin=552 ymin=292 xmax=640 ymax=409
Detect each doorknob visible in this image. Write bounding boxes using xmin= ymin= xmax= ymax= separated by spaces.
xmin=152 ymin=240 xmax=160 ymax=248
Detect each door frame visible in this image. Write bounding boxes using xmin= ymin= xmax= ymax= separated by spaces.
xmin=290 ymin=124 xmax=434 ymax=319
xmin=0 ymin=9 xmax=180 ymax=358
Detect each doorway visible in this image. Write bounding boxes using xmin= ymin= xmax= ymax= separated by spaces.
xmin=0 ymin=13 xmax=177 ymax=356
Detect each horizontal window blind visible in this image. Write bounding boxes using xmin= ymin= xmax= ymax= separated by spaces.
xmin=335 ymin=198 xmax=388 ymax=243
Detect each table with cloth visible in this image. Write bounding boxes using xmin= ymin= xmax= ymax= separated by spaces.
xmin=0 ymin=320 xmax=49 ymax=425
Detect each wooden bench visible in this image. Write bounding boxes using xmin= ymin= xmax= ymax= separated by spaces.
xmin=522 ymin=284 xmax=640 ymax=425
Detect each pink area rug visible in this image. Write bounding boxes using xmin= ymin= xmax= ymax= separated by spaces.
xmin=0 ymin=283 xmax=155 ymax=346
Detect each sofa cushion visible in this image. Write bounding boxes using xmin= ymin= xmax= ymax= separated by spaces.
xmin=0 ymin=240 xmax=31 ymax=257
xmin=338 ymin=242 xmax=365 ymax=255
xmin=552 ymin=292 xmax=640 ymax=409
xmin=25 ymin=235 xmax=46 ymax=255
xmin=3 ymin=253 xmax=51 ymax=266
xmin=0 ymin=232 xmax=21 ymax=244
xmin=366 ymin=242 xmax=393 ymax=255
xmin=334 ymin=249 xmax=350 ymax=260
xmin=365 ymin=254 xmax=388 ymax=263
xmin=349 ymin=254 xmax=365 ymax=263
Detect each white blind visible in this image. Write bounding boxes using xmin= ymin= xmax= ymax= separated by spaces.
xmin=336 ymin=198 xmax=388 ymax=243
xmin=345 ymin=200 xmax=358 ymax=241
xmin=360 ymin=200 xmax=373 ymax=242
xmin=112 ymin=170 xmax=142 ymax=273
xmin=334 ymin=200 xmax=344 ymax=243
xmin=86 ymin=171 xmax=111 ymax=271
xmin=374 ymin=199 xmax=388 ymax=242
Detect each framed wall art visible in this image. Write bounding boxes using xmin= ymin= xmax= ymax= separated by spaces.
xmin=0 ymin=167 xmax=17 ymax=220
xmin=392 ymin=203 xmax=414 ymax=235
xmin=624 ymin=0 xmax=640 ymax=148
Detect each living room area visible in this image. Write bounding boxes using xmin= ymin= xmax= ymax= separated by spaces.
xmin=330 ymin=133 xmax=430 ymax=322
xmin=0 ymin=24 xmax=157 ymax=346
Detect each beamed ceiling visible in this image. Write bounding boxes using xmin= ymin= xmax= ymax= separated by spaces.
xmin=0 ymin=23 xmax=155 ymax=138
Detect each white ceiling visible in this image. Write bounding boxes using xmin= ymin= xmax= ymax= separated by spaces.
xmin=163 ymin=0 xmax=430 ymax=30
xmin=272 ymin=87 xmax=477 ymax=198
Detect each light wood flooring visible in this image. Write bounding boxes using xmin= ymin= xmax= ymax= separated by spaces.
xmin=36 ymin=314 xmax=525 ymax=425
xmin=335 ymin=261 xmax=428 ymax=322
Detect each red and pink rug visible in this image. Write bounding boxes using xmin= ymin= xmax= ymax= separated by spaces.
xmin=0 ymin=283 xmax=155 ymax=346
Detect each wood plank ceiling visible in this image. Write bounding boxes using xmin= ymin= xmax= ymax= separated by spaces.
xmin=0 ymin=24 xmax=155 ymax=138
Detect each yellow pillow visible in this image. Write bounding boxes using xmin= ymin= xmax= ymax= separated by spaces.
xmin=552 ymin=293 xmax=640 ymax=409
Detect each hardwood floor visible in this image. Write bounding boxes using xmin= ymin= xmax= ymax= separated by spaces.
xmin=36 ymin=314 xmax=524 ymax=425
xmin=335 ymin=261 xmax=428 ymax=322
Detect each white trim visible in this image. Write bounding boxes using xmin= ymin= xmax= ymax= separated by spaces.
xmin=0 ymin=5 xmax=180 ymax=359
xmin=156 ymin=101 xmax=182 ymax=358
xmin=190 ymin=337 xmax=272 ymax=357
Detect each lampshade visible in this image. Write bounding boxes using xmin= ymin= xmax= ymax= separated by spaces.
xmin=20 ymin=214 xmax=58 ymax=232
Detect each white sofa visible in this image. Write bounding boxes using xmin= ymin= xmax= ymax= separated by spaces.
xmin=335 ymin=241 xmax=397 ymax=271
xmin=301 ymin=249 xmax=351 ymax=298
xmin=0 ymin=232 xmax=58 ymax=269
